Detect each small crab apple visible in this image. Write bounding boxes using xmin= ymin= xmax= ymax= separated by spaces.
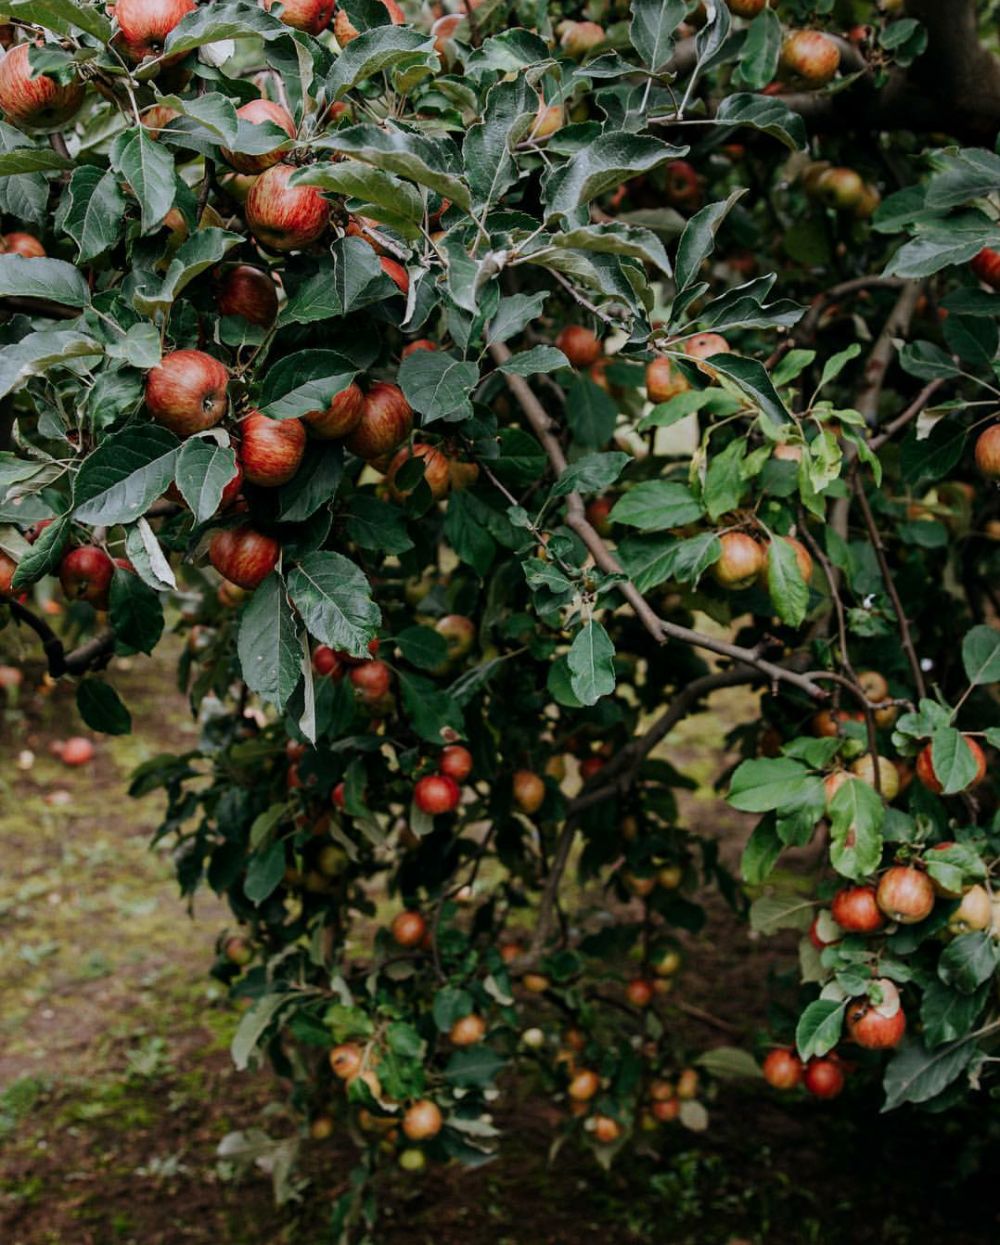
xmin=762 ymin=1048 xmax=803 ymax=1089
xmin=555 ymin=325 xmax=602 ymax=368
xmin=779 ymin=30 xmax=840 ymax=86
xmin=413 ymin=774 xmax=460 ymax=815
xmin=712 ymin=532 xmax=764 ymax=590
xmin=449 ymin=1014 xmax=486 ymax=1046
xmin=439 ymin=745 xmax=473 ymax=783
xmin=402 ymin=1099 xmax=442 ymax=1141
xmin=391 ymin=910 xmax=426 ymax=948
xmin=512 ymin=769 xmax=546 ymax=814
xmin=831 ymin=886 xmax=885 ymax=933
xmin=329 ymin=1043 xmax=363 ymax=1078
xmin=645 ymin=356 xmax=689 ymax=403
xmin=974 ymin=425 xmax=1000 ymax=479
xmin=877 ymin=865 xmax=935 ymax=925
xmin=846 ymin=980 xmax=906 ymax=1049
xmin=971 ymin=248 xmax=1000 ymax=291
xmin=804 ymin=1056 xmax=845 ymax=1099
xmin=915 ymin=736 xmax=986 ymax=794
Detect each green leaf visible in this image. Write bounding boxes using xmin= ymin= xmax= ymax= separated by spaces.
xmin=921 ymin=980 xmax=988 ymax=1049
xmin=674 ymin=191 xmax=745 ymax=293
xmin=327 ymin=25 xmax=436 ymax=99
xmin=0 ymin=123 xmax=47 ymax=224
xmin=740 ymin=814 xmax=782 ymax=884
xmin=59 ymin=166 xmax=127 ymax=263
xmin=231 ymin=992 xmax=290 ymax=1072
xmin=943 ymin=313 xmax=998 ymax=367
xmin=883 ymin=216 xmax=1000 ymax=280
xmin=567 ymin=621 xmax=615 ymax=706
xmin=629 ymin=0 xmax=686 ymax=70
xmin=729 ymin=757 xmax=814 ymax=813
xmin=706 ymin=353 xmax=789 ymax=424
xmin=442 ymin=489 xmax=496 ymax=574
xmin=154 ymin=91 xmax=239 ymax=145
xmin=464 ymin=74 xmax=537 ymax=210
xmin=695 ymin=1046 xmax=766 ymax=1080
xmin=398 ymin=669 xmax=465 ymax=744
xmin=828 ymin=776 xmax=884 ymax=880
xmin=125 ymin=517 xmax=176 ymax=591
xmin=549 ymin=222 xmax=673 ymax=276
xmin=766 ymin=535 xmax=809 ymax=626
xmin=704 ymin=437 xmax=746 ymax=522
xmin=899 ymin=419 xmax=965 ymax=485
xmin=714 ymin=92 xmax=807 ymax=152
xmin=550 ymin=451 xmax=629 ymax=499
xmin=795 ymin=999 xmax=846 ymax=1062
xmin=496 ymin=346 xmax=569 ymax=376
xmin=286 ymin=550 xmax=380 ymax=659
xmin=961 ymin=625 xmax=1000 ymax=685
xmin=816 ymin=344 xmax=862 ymax=393
xmin=237 ymin=573 xmax=301 ymax=712
xmin=610 ymin=480 xmax=703 ymax=531
xmin=76 ymin=680 xmax=131 ymax=736
xmin=543 ymin=132 xmax=688 ymax=222
xmin=174 ymin=438 xmax=239 ymax=525
xmin=6 ymin=0 xmax=112 ymax=41
xmin=316 ymin=123 xmax=470 ymax=211
xmin=0 ymin=254 xmax=90 ymax=307
xmin=10 ymin=511 xmax=69 ymax=590
xmin=735 ymin=7 xmax=781 ymax=90
xmin=277 ymin=442 xmax=342 ymax=523
xmin=564 ymin=374 xmax=617 ymax=449
xmin=258 ymin=352 xmax=358 ymax=421
xmin=0 ymin=146 xmax=71 ymax=175
xmin=74 ymin=425 xmax=181 ymax=525
xmin=290 ymin=160 xmax=423 ymax=226
xmin=432 ymin=986 xmax=473 ymax=1032
xmin=444 ymin=1045 xmax=505 ymax=1088
xmin=164 ymin=0 xmax=290 ymax=54
xmin=110 ymin=127 xmax=175 ymax=235
xmin=245 ymin=841 xmax=287 ymax=905
xmin=395 ymin=625 xmax=449 ymax=671
xmin=486 ymin=292 xmax=549 ymax=346
xmin=930 ymin=728 xmax=982 ymax=795
xmin=135 ymin=227 xmax=244 ymax=315
xmin=882 ymin=1036 xmax=977 ymax=1111
xmin=109 ymin=567 xmax=164 ymax=655
xmin=345 ymin=494 xmax=413 ymax=554
xmin=397 ymin=351 xmax=479 ymax=424
xmin=938 ymin=932 xmax=1000 ymax=994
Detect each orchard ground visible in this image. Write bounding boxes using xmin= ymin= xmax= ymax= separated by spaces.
xmin=1 ymin=644 xmax=998 ymax=1245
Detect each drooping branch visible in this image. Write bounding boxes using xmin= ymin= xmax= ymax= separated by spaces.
xmin=4 ymin=593 xmax=116 ymax=678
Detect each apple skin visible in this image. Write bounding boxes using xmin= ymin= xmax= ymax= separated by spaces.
xmin=916 ymin=736 xmax=986 ymax=794
xmin=329 ymin=1042 xmax=362 ymax=1079
xmin=0 ymin=550 xmax=15 ymax=593
xmin=974 ymin=425 xmax=1000 ymax=479
xmin=971 ymin=248 xmax=1000 ymax=291
xmin=113 ymin=0 xmax=196 ymax=62
xmin=59 ymin=545 xmax=115 ymax=609
xmin=727 ymin=0 xmax=767 ymax=14
xmin=625 ymin=978 xmax=653 ymax=1007
xmin=712 ymin=532 xmax=764 ymax=590
xmin=439 ymin=744 xmax=473 ymax=783
xmin=664 ymin=160 xmax=701 ymax=212
xmin=850 ymin=754 xmax=900 ymax=801
xmin=762 ymin=1048 xmax=803 ymax=1089
xmin=209 ymin=525 xmax=280 ymax=590
xmin=304 ymin=382 xmax=365 ymax=440
xmin=246 ymin=163 xmax=330 ymax=252
xmin=531 ymin=95 xmax=564 ymax=139
xmin=413 ymin=773 xmax=461 ymax=814
xmin=0 ymin=43 xmax=85 ymax=133
xmin=846 ymin=995 xmax=906 ymax=1050
xmin=876 ymin=865 xmax=935 ymax=925
xmin=512 ymin=768 xmax=546 ymax=814
xmin=559 ymin=20 xmax=605 ymax=60
xmin=216 ymin=264 xmax=279 ymax=326
xmin=402 ymin=339 xmax=437 ymax=358
xmin=779 ymin=30 xmax=840 ymax=86
xmin=555 ymin=325 xmax=602 ymax=368
xmin=803 ymin=1056 xmax=844 ymax=1099
xmin=62 ymin=736 xmax=95 ymax=766
xmin=146 ymin=349 xmax=229 ymax=436
xmin=344 ymin=382 xmax=413 ymax=460
xmin=313 ymin=645 xmax=345 ymax=679
xmin=220 ymin=98 xmax=296 ymax=175
xmin=568 ymin=1069 xmax=599 ymax=1101
xmin=391 ymin=909 xmax=426 ymax=948
xmin=435 ymin=614 xmax=475 ymax=660
xmin=683 ymin=331 xmax=731 ymax=375
xmin=402 ymin=1100 xmax=442 ymax=1141
xmin=387 ymin=442 xmax=451 ymax=501
xmin=645 ymin=356 xmax=689 ymax=403
xmin=265 ymin=0 xmax=335 ymax=34
xmin=334 ymin=0 xmax=404 ymax=44
xmin=1 ymin=231 xmax=45 ymax=257
xmin=830 ymin=886 xmax=885 ymax=933
xmin=240 ymin=411 xmax=306 ymax=486
xmin=380 ymin=256 xmax=409 ymax=295
xmin=349 ymin=660 xmax=392 ymax=702
xmin=449 ymin=1013 xmax=486 ymax=1046
xmin=141 ymin=103 xmax=179 ymax=136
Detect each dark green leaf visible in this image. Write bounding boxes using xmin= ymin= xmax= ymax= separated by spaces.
xmin=77 ymin=680 xmax=131 ymax=736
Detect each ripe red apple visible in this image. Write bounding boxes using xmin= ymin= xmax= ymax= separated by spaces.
xmin=830 ymin=886 xmax=885 ymax=933
xmin=808 ymin=911 xmax=840 ymax=950
xmin=240 ymin=411 xmax=306 ymax=486
xmin=329 ymin=1042 xmax=362 ymax=1078
xmin=625 ymin=978 xmax=654 ymax=1008
xmin=217 ymin=264 xmax=279 ymax=326
xmin=402 ymin=1099 xmax=442 ymax=1141
xmin=246 ymin=163 xmax=330 ymax=252
xmin=439 ymin=744 xmax=473 ymax=783
xmin=334 ymin=0 xmax=404 ymax=43
xmin=449 ymin=1013 xmax=486 ymax=1046
xmin=0 ymin=549 xmax=16 ymax=594
xmin=265 ymin=0 xmax=336 ymax=34
xmin=812 ymin=708 xmax=860 ymax=737
xmin=876 ymin=865 xmax=935 ymax=924
xmin=336 ymin=638 xmax=380 ymax=665
xmin=413 ymin=773 xmax=460 ymax=814
xmin=555 ymin=325 xmax=602 ymax=368
xmin=585 ymin=496 xmax=613 ymax=536
xmin=391 ymin=909 xmax=426 ymax=948
xmin=380 ymin=256 xmax=409 ymax=295
xmin=779 ymin=30 xmax=840 ymax=86
xmin=915 ymin=736 xmax=986 ymax=794
xmin=712 ymin=532 xmax=764 ymax=589
xmin=846 ymin=983 xmax=906 ymax=1050
xmin=0 ymin=42 xmax=85 ymax=132
xmin=652 ymin=1097 xmax=680 ymax=1121
xmin=313 ymin=645 xmax=345 ymax=679
xmin=762 ymin=1047 xmax=803 ymax=1089
xmin=146 ymin=349 xmax=229 ymax=436
xmin=331 ymin=782 xmax=345 ymax=808
xmin=303 ymin=382 xmax=364 ymax=440
xmin=512 ymin=768 xmax=545 ymax=814
xmin=387 ymin=443 xmax=451 ymax=501
xmin=578 ymin=755 xmax=605 ymax=781
xmin=804 ymin=1056 xmax=844 ymax=1099
xmin=209 ymin=525 xmax=280 ymax=589
xmin=974 ymin=425 xmax=1000 ymax=479
xmin=971 ymin=248 xmax=1000 ymax=291
xmin=350 ymin=659 xmax=391 ymax=703
xmin=62 ymin=736 xmax=95 ymax=766
xmin=219 ymin=98 xmax=295 ymax=174
xmin=591 ymin=1114 xmax=622 ymax=1143
xmin=684 ymin=332 xmax=731 ymax=375
xmin=1 ymin=231 xmax=44 ymax=257
xmin=59 ymin=545 xmax=115 ymax=609
xmin=727 ymin=0 xmax=767 ymax=15
xmin=645 ymin=356 xmax=689 ymax=403
xmin=568 ymin=1068 xmax=599 ymax=1101
xmin=113 ymin=0 xmax=196 ymax=62
xmin=402 ymin=339 xmax=437 ymax=358
xmin=344 ymin=382 xmax=413 ymax=460
xmin=664 ymin=160 xmax=701 ymax=211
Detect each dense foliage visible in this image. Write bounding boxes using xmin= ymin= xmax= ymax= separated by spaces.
xmin=1 ymin=0 xmax=1000 ymax=1236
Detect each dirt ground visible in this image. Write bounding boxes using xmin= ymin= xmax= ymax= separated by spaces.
xmin=2 ymin=644 xmax=999 ymax=1245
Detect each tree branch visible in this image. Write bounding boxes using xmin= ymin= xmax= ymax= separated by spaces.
xmin=4 ymin=593 xmax=116 ymax=678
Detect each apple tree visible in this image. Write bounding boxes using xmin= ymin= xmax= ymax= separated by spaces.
xmin=1 ymin=0 xmax=1000 ymax=1235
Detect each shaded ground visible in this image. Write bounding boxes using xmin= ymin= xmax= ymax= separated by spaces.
xmin=2 ymin=649 xmax=999 ymax=1244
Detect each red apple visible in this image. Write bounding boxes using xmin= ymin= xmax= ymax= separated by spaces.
xmin=876 ymin=865 xmax=935 ymax=924
xmin=62 ymin=736 xmax=95 ymax=766
xmin=830 ymin=886 xmax=885 ymax=933
xmin=402 ymin=340 xmax=437 ymax=358
xmin=559 ymin=20 xmax=605 ymax=59
xmin=578 ymin=755 xmax=605 ymax=781
xmin=146 ymin=349 xmax=229 ymax=436
xmin=435 ymin=614 xmax=475 ymax=659
xmin=664 ymin=160 xmax=701 ymax=211
xmin=344 ymin=382 xmax=412 ymax=459
xmin=585 ymin=496 xmax=613 ymax=536
xmin=0 ymin=550 xmax=15 ymax=594
xmin=246 ymin=163 xmax=330 ymax=252
xmin=303 ymin=382 xmax=365 ymax=440
xmin=645 ymin=356 xmax=689 ymax=403
xmin=209 ymin=525 xmax=280 ymax=589
xmin=313 ymin=645 xmax=345 ymax=678
xmin=513 ymin=768 xmax=545 ymax=814
xmin=217 ymin=264 xmax=279 ymax=326
xmin=350 ymin=660 xmax=391 ymax=702
xmin=220 ymin=98 xmax=296 ymax=175
xmin=240 ymin=411 xmax=306 ymax=486
xmin=141 ymin=102 xmax=179 ymax=136
xmin=712 ymin=532 xmax=764 ymax=589
xmin=391 ymin=909 xmax=426 ymax=948
xmin=974 ymin=425 xmax=1000 ymax=479
xmin=439 ymin=744 xmax=473 ymax=782
xmin=1 ymin=231 xmax=44 ymax=257
xmin=113 ymin=0 xmax=196 ymax=62
xmin=402 ymin=1100 xmax=442 ymax=1141
xmin=846 ymin=983 xmax=906 ymax=1050
xmin=762 ymin=1047 xmax=803 ymax=1089
xmin=380 ymin=256 xmax=409 ymax=295
xmin=683 ymin=331 xmax=731 ymax=375
xmin=555 ymin=325 xmax=602 ymax=368
xmin=329 ymin=1042 xmax=362 ymax=1078
xmin=568 ymin=1068 xmax=599 ymax=1100
xmin=779 ymin=30 xmax=840 ymax=86
xmin=449 ymin=1013 xmax=485 ymax=1045
xmin=264 ymin=0 xmax=335 ymax=33
xmin=761 ymin=535 xmax=813 ymax=586
xmin=803 ymin=1056 xmax=844 ymax=1099
xmin=0 ymin=42 xmax=85 ymax=132
xmin=333 ymin=0 xmax=404 ymax=44
xmin=971 ymin=248 xmax=1000 ymax=291
xmin=592 ymin=1114 xmax=622 ymax=1144
xmin=387 ymin=442 xmax=451 ymax=501
xmin=59 ymin=546 xmax=115 ymax=609
xmin=727 ymin=0 xmax=767 ymax=15
xmin=915 ymin=736 xmax=986 ymax=794
xmin=625 ymin=978 xmax=654 ymax=1007
xmin=414 ymin=773 xmax=460 ymax=814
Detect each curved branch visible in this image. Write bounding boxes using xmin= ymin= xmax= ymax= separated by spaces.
xmin=4 ymin=593 xmax=116 ymax=678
